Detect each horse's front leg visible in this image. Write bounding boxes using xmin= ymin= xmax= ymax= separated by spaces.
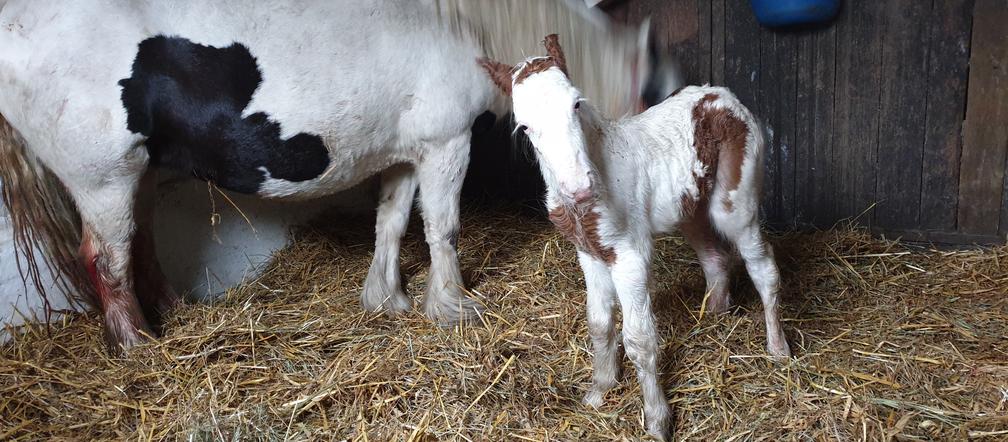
xmin=415 ymin=134 xmax=482 ymax=324
xmin=361 ymin=164 xmax=416 ymax=313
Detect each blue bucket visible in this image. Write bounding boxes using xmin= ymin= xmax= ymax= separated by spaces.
xmin=750 ymin=0 xmax=841 ymax=27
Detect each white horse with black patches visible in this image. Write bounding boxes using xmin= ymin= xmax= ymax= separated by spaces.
xmin=0 ymin=0 xmax=683 ymax=350
xmin=480 ymin=35 xmax=791 ymax=441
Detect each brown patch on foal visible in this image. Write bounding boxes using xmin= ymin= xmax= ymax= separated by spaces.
xmin=691 ymin=93 xmax=749 ymax=212
xmin=542 ymin=34 xmax=568 ymax=76
xmin=549 ymin=202 xmax=616 ymax=265
xmin=513 ymin=57 xmax=566 ymax=85
xmin=477 ymin=58 xmax=514 ymax=95
xmin=477 ymin=34 xmax=569 ymax=95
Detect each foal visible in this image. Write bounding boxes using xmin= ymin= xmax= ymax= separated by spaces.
xmin=480 ymin=35 xmax=791 ymax=440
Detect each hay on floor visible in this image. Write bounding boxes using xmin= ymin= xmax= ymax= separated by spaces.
xmin=1 ymin=205 xmax=1006 ymax=441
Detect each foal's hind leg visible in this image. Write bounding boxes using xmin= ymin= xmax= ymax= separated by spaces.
xmin=680 ymin=211 xmax=733 ymax=315
xmin=361 ymin=164 xmax=416 ymax=313
xmin=713 ymin=213 xmax=791 ymax=358
xmin=415 ymin=134 xmax=482 ymax=324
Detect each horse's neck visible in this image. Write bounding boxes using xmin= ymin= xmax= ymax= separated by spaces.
xmin=434 ymin=0 xmax=639 ymax=118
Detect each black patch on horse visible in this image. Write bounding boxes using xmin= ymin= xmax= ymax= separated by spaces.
xmin=472 ymin=111 xmax=496 ymax=135
xmin=118 ymin=36 xmax=330 ymax=194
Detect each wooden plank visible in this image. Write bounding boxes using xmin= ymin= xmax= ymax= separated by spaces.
xmin=809 ymin=21 xmax=838 ymax=227
xmin=919 ymin=0 xmax=973 ymax=232
xmin=833 ymin=0 xmax=885 ymax=224
xmin=722 ymin=0 xmax=761 ymax=108
xmin=1002 ymin=164 xmax=1008 ymax=238
xmin=755 ymin=28 xmax=800 ymax=229
xmin=958 ymin=0 xmax=1008 ymax=235
xmin=873 ymin=0 xmax=931 ymax=230
xmin=870 ymin=227 xmax=1005 ymax=247
xmin=794 ymin=28 xmax=816 ymax=227
xmin=711 ymin=0 xmax=726 ymax=85
xmin=758 ymin=30 xmax=782 ymax=225
xmin=696 ymin=0 xmax=713 ymax=84
xmin=776 ymin=31 xmax=799 ymax=228
xmin=1002 ymin=165 xmax=1008 ymax=238
xmin=827 ymin=2 xmax=852 ymax=226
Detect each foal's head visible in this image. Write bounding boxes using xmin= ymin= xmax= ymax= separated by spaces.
xmin=479 ymin=34 xmax=596 ymax=204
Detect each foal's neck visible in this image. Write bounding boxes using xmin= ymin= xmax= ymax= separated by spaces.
xmin=578 ymin=102 xmax=611 ymax=157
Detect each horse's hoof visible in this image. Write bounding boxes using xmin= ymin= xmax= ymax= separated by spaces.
xmin=361 ymin=280 xmax=413 ymax=314
xmin=423 ymin=288 xmax=484 ymax=326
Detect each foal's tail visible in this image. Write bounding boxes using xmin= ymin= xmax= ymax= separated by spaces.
xmin=0 ymin=114 xmax=94 ymax=311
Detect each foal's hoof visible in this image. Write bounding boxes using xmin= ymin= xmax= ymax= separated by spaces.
xmin=703 ymin=293 xmax=732 ymax=316
xmin=582 ymin=389 xmax=606 ymax=408
xmin=647 ymin=410 xmax=673 ymax=441
xmin=768 ymin=340 xmax=792 ymax=360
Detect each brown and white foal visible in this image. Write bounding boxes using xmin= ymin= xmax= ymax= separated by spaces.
xmin=480 ymin=35 xmax=791 ymax=440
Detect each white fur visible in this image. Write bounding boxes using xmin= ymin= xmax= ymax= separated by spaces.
xmin=0 ymin=1 xmax=682 ymax=346
xmin=511 ymin=66 xmax=792 ymax=440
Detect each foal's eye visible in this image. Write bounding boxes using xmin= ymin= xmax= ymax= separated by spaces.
xmin=574 ymin=101 xmax=581 ymax=110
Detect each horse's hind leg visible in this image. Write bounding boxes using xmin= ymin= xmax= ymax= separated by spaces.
xmin=131 ymin=171 xmax=181 ymax=330
xmin=65 ymin=149 xmax=154 ymax=350
xmin=361 ymin=164 xmax=415 ymax=313
xmin=75 ymin=184 xmax=152 ymax=350
xmin=415 ymin=134 xmax=482 ymax=324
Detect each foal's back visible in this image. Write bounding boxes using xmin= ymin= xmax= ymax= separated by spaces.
xmin=608 ymin=85 xmax=762 ymax=233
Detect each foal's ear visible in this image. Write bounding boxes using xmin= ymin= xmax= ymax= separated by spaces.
xmin=477 ymin=58 xmax=514 ymax=96
xmin=543 ymin=34 xmax=568 ymax=76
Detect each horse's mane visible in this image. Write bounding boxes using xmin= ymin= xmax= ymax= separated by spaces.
xmin=433 ymin=0 xmax=642 ymax=118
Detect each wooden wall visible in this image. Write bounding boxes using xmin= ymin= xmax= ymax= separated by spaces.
xmin=599 ymin=0 xmax=1008 ymax=244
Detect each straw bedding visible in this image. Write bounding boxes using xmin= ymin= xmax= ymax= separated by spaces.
xmin=2 ymin=205 xmax=1006 ymax=441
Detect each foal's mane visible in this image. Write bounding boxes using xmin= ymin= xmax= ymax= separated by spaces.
xmin=434 ymin=0 xmax=642 ymax=118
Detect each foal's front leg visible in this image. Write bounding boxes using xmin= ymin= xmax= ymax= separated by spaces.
xmin=577 ymin=251 xmax=620 ymax=408
xmin=611 ymin=246 xmax=672 ymax=441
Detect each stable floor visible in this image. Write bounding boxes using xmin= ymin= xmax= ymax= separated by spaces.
xmin=2 ymin=206 xmax=1006 ymax=441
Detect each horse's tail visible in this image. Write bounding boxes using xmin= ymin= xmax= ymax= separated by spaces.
xmin=0 ymin=114 xmax=94 ymax=311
